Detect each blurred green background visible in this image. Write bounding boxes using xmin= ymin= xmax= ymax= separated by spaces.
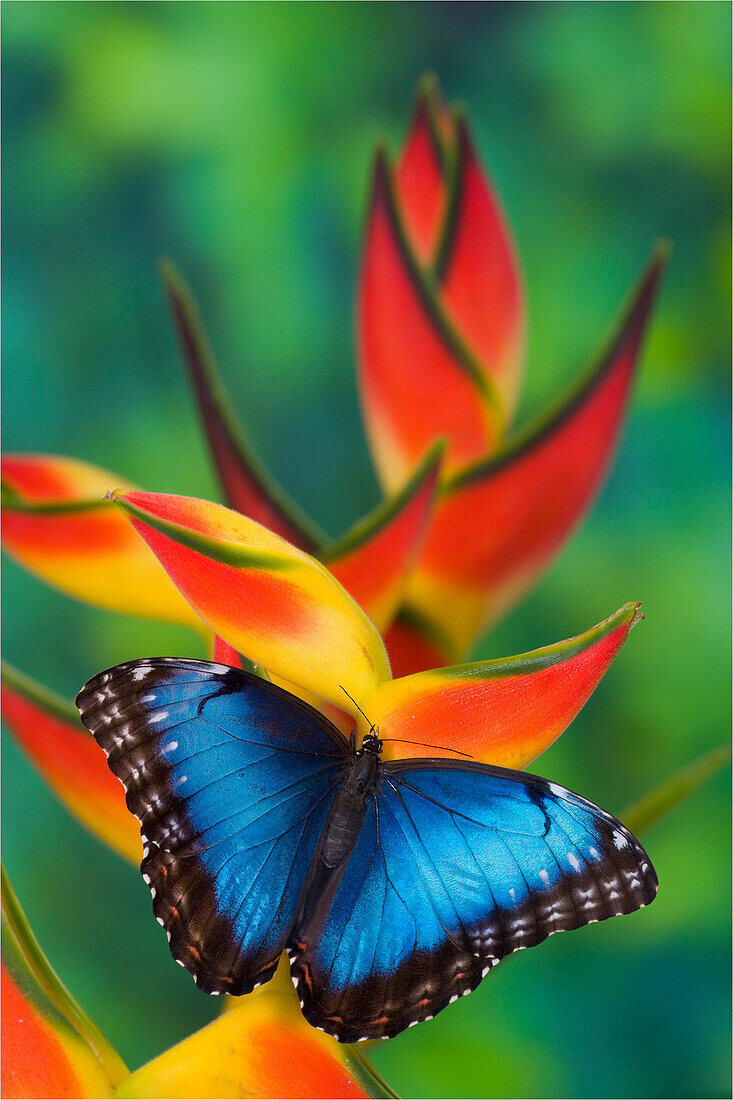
xmin=2 ymin=2 xmax=730 ymax=1097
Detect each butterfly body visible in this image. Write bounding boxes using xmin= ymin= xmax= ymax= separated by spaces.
xmin=318 ymin=735 xmax=382 ymax=864
xmin=77 ymin=658 xmax=657 ymax=1043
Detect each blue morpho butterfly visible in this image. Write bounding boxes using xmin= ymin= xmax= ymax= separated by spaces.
xmin=77 ymin=657 xmax=658 ymax=1043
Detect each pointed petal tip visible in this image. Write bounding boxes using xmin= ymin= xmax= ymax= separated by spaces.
xmin=415 ymin=71 xmax=441 ymax=103
xmin=423 ymin=435 xmax=448 ymax=468
xmin=410 ymin=73 xmax=449 ymax=129
xmin=371 ymin=603 xmax=644 ymax=767
xmin=452 ymin=104 xmax=470 ymax=135
xmin=628 ymin=601 xmax=644 ymax=629
xmin=158 ymin=255 xmax=193 ymax=306
xmin=589 ymin=251 xmax=665 ymax=395
xmin=612 ymin=601 xmax=643 ymax=628
xmin=157 ymin=253 xmax=179 ymax=281
xmin=371 ymin=145 xmax=390 ymax=195
xmin=632 ymin=245 xmax=669 ymax=321
xmin=653 ymin=238 xmax=673 ymax=265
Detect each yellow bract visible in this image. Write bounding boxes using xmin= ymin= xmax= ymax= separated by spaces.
xmin=114 ymin=492 xmax=392 ymax=716
xmin=117 ymin=962 xmax=377 ymax=1100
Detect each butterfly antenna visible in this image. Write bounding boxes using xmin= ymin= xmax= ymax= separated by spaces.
xmin=386 ymin=737 xmax=474 ymax=759
xmin=340 ymin=687 xmax=473 ymax=759
xmin=340 ymin=686 xmax=377 ymax=732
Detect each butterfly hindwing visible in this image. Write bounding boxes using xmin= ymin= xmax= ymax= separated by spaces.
xmin=288 ymin=760 xmax=657 ymax=1042
xmin=77 ymin=658 xmax=349 ymax=996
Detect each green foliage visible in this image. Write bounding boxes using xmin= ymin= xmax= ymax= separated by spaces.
xmin=623 ymin=745 xmax=732 ymax=838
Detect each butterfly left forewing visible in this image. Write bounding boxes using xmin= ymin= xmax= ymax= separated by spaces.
xmin=77 ymin=658 xmax=349 ymax=996
xmin=288 ymin=759 xmax=657 ymax=1042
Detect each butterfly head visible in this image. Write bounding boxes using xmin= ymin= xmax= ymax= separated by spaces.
xmin=359 ymin=728 xmax=383 ymax=756
xmin=341 ymin=687 xmax=382 ymax=756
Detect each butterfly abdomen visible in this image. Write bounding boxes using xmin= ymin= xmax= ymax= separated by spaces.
xmin=319 ymin=756 xmax=378 ymax=869
xmin=294 ymin=753 xmax=380 ymax=937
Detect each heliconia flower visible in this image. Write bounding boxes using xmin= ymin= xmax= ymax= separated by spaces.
xmin=356 ymin=146 xmax=506 ymax=489
xmin=387 ymin=251 xmax=667 ymax=667
xmin=115 ymin=961 xmax=395 ymax=1100
xmin=1 ymin=442 xmax=441 ymax=643
xmin=0 ymin=663 xmax=141 ymax=864
xmin=0 ymin=75 xmax=719 ymax=1100
xmin=158 ymin=79 xmax=665 ymax=675
xmin=319 ymin=441 xmax=443 ymax=634
xmin=392 ymin=77 xmax=524 ymax=419
xmin=366 ymin=603 xmax=644 ymax=769
xmin=1 ymin=456 xmax=201 ymax=631
xmin=160 ymin=258 xmax=445 ymax=636
xmin=110 ymin=490 xmax=392 ymax=711
xmin=109 ymin=489 xmax=642 ymax=755
xmin=2 ymin=79 xmax=664 ymax=677
xmin=0 ymin=594 xmax=644 ymax=864
xmin=2 ymin=868 xmax=395 ymax=1100
xmin=2 ymin=866 xmax=128 ymax=1099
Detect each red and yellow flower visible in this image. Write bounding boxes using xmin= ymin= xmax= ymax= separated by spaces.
xmin=2 ymin=78 xmax=679 ymax=1098
xmin=2 ymin=866 xmax=394 ymax=1099
xmin=3 ymin=79 xmax=664 ymax=674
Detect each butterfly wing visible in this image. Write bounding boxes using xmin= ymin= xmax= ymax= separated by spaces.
xmin=77 ymin=658 xmax=350 ymax=996
xmin=288 ymin=759 xmax=657 ymax=1041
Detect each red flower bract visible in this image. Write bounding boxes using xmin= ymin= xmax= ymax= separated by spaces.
xmin=1 ymin=77 xmax=670 ymax=1099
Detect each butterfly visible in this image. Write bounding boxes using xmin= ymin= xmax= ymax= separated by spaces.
xmin=77 ymin=657 xmax=657 ymax=1043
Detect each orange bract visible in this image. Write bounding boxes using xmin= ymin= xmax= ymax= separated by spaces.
xmin=369 ymin=604 xmax=642 ymax=769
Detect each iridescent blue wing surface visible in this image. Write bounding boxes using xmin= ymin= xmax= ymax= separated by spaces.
xmin=77 ymin=658 xmax=349 ymax=996
xmin=288 ymin=760 xmax=657 ymax=1042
